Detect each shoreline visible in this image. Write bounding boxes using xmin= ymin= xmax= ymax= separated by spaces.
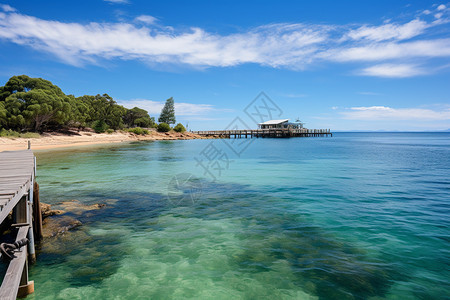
xmin=0 ymin=130 xmax=208 ymax=151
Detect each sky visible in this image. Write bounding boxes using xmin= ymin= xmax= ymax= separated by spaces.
xmin=0 ymin=0 xmax=449 ymax=131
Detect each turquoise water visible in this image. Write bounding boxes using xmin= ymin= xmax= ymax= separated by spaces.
xmin=27 ymin=133 xmax=449 ymax=299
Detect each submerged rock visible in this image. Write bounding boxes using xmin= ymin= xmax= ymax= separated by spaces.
xmin=40 ymin=202 xmax=64 ymax=218
xmin=40 ymin=200 xmax=106 ymax=237
xmin=42 ymin=215 xmax=82 ymax=238
xmin=57 ymin=200 xmax=106 ymax=215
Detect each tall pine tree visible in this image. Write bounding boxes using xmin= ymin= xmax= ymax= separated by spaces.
xmin=158 ymin=97 xmax=176 ymax=125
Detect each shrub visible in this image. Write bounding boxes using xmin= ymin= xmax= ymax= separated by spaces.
xmin=0 ymin=129 xmax=20 ymax=137
xmin=128 ymin=127 xmax=149 ymax=135
xmin=106 ymin=129 xmax=114 ymax=134
xmin=0 ymin=129 xmax=40 ymax=138
xmin=157 ymin=123 xmax=171 ymax=132
xmin=20 ymin=132 xmax=41 ymax=138
xmin=173 ymin=123 xmax=186 ymax=133
xmin=92 ymin=120 xmax=109 ymax=133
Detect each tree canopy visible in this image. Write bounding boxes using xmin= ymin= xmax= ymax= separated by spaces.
xmin=125 ymin=107 xmax=155 ymax=128
xmin=158 ymin=97 xmax=176 ymax=125
xmin=0 ymin=75 xmax=160 ymax=132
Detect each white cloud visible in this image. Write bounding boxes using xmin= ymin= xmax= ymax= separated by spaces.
xmin=0 ymin=13 xmax=331 ymax=68
xmin=341 ymin=106 xmax=450 ymax=120
xmin=0 ymin=5 xmax=449 ymax=77
xmin=346 ymin=19 xmax=428 ymax=41
xmin=0 ymin=4 xmax=15 ymax=12
xmin=134 ymin=15 xmax=157 ymax=25
xmin=437 ymin=4 xmax=446 ymax=11
xmin=327 ymin=39 xmax=450 ymax=62
xmin=359 ymin=63 xmax=426 ymax=78
xmin=118 ymin=99 xmax=215 ymax=116
xmin=351 ymin=106 xmax=391 ymax=111
xmin=175 ymin=102 xmax=216 ymax=116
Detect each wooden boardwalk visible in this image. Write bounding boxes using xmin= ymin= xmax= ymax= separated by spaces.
xmin=193 ymin=128 xmax=332 ymax=138
xmin=0 ymin=150 xmax=39 ymax=299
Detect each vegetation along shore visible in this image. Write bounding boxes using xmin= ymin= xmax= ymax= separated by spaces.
xmin=0 ymin=75 xmax=207 ymax=150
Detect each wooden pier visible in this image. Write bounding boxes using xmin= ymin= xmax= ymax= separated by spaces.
xmin=0 ymin=150 xmax=41 ymax=299
xmin=193 ymin=128 xmax=332 ymax=138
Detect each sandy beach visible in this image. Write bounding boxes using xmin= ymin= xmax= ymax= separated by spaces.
xmin=0 ymin=130 xmax=205 ymax=151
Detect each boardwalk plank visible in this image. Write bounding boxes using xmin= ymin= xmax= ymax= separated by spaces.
xmin=0 ymin=226 xmax=29 ymax=300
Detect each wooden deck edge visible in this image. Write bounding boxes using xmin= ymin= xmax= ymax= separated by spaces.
xmin=0 ymin=226 xmax=30 ymax=300
xmin=0 ymin=181 xmax=31 ymax=225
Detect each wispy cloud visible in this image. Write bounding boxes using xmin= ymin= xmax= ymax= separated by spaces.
xmin=345 ymin=19 xmax=429 ymax=42
xmin=359 ymin=63 xmax=427 ymax=78
xmin=326 ymin=39 xmax=450 ymax=62
xmin=341 ymin=106 xmax=450 ymax=120
xmin=134 ymin=15 xmax=157 ymax=25
xmin=104 ymin=0 xmax=129 ymax=4
xmin=0 ymin=4 xmax=449 ymax=77
xmin=0 ymin=4 xmax=15 ymax=12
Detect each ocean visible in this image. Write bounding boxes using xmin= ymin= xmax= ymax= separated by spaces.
xmin=28 ymin=132 xmax=449 ymax=299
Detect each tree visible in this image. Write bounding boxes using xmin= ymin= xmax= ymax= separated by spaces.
xmin=83 ymin=94 xmax=127 ymax=130
xmin=3 ymin=86 xmax=72 ymax=131
xmin=124 ymin=107 xmax=155 ymax=128
xmin=158 ymin=97 xmax=176 ymax=125
xmin=0 ymin=102 xmax=7 ymax=128
xmin=0 ymin=75 xmax=156 ymax=133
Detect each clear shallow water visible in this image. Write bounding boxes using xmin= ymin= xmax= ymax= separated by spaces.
xmin=27 ymin=133 xmax=449 ymax=299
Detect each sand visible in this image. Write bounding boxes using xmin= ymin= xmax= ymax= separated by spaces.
xmin=0 ymin=130 xmax=206 ymax=151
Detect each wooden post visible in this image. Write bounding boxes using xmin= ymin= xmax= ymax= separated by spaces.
xmin=17 ymin=258 xmax=34 ymax=298
xmin=13 ymin=196 xmax=28 ymax=225
xmin=32 ymin=182 xmax=43 ymax=241
xmin=25 ymin=178 xmax=36 ymax=264
xmin=27 ymin=226 xmax=36 ymax=264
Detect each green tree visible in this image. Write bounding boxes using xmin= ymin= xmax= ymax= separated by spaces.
xmin=0 ymin=75 xmax=158 ymax=133
xmin=92 ymin=120 xmax=109 ymax=133
xmin=84 ymin=94 xmax=127 ymax=130
xmin=124 ymin=107 xmax=155 ymax=128
xmin=158 ymin=97 xmax=176 ymax=125
xmin=0 ymin=102 xmax=6 ymax=128
xmin=0 ymin=75 xmax=65 ymax=101
xmin=3 ymin=85 xmax=72 ymax=131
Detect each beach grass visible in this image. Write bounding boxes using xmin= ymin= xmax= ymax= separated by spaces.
xmin=0 ymin=129 xmax=41 ymax=138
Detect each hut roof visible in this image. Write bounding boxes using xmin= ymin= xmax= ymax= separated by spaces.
xmin=258 ymin=119 xmax=289 ymax=125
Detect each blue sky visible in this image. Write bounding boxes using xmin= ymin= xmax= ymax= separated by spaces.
xmin=0 ymin=0 xmax=449 ymax=131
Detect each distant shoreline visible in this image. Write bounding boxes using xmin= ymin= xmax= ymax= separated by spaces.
xmin=0 ymin=130 xmax=208 ymax=152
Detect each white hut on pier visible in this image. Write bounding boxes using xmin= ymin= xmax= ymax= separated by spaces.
xmin=258 ymin=119 xmax=304 ymax=129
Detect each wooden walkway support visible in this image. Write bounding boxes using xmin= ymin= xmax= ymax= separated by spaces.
xmin=193 ymin=128 xmax=332 ymax=138
xmin=0 ymin=150 xmax=39 ymax=299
